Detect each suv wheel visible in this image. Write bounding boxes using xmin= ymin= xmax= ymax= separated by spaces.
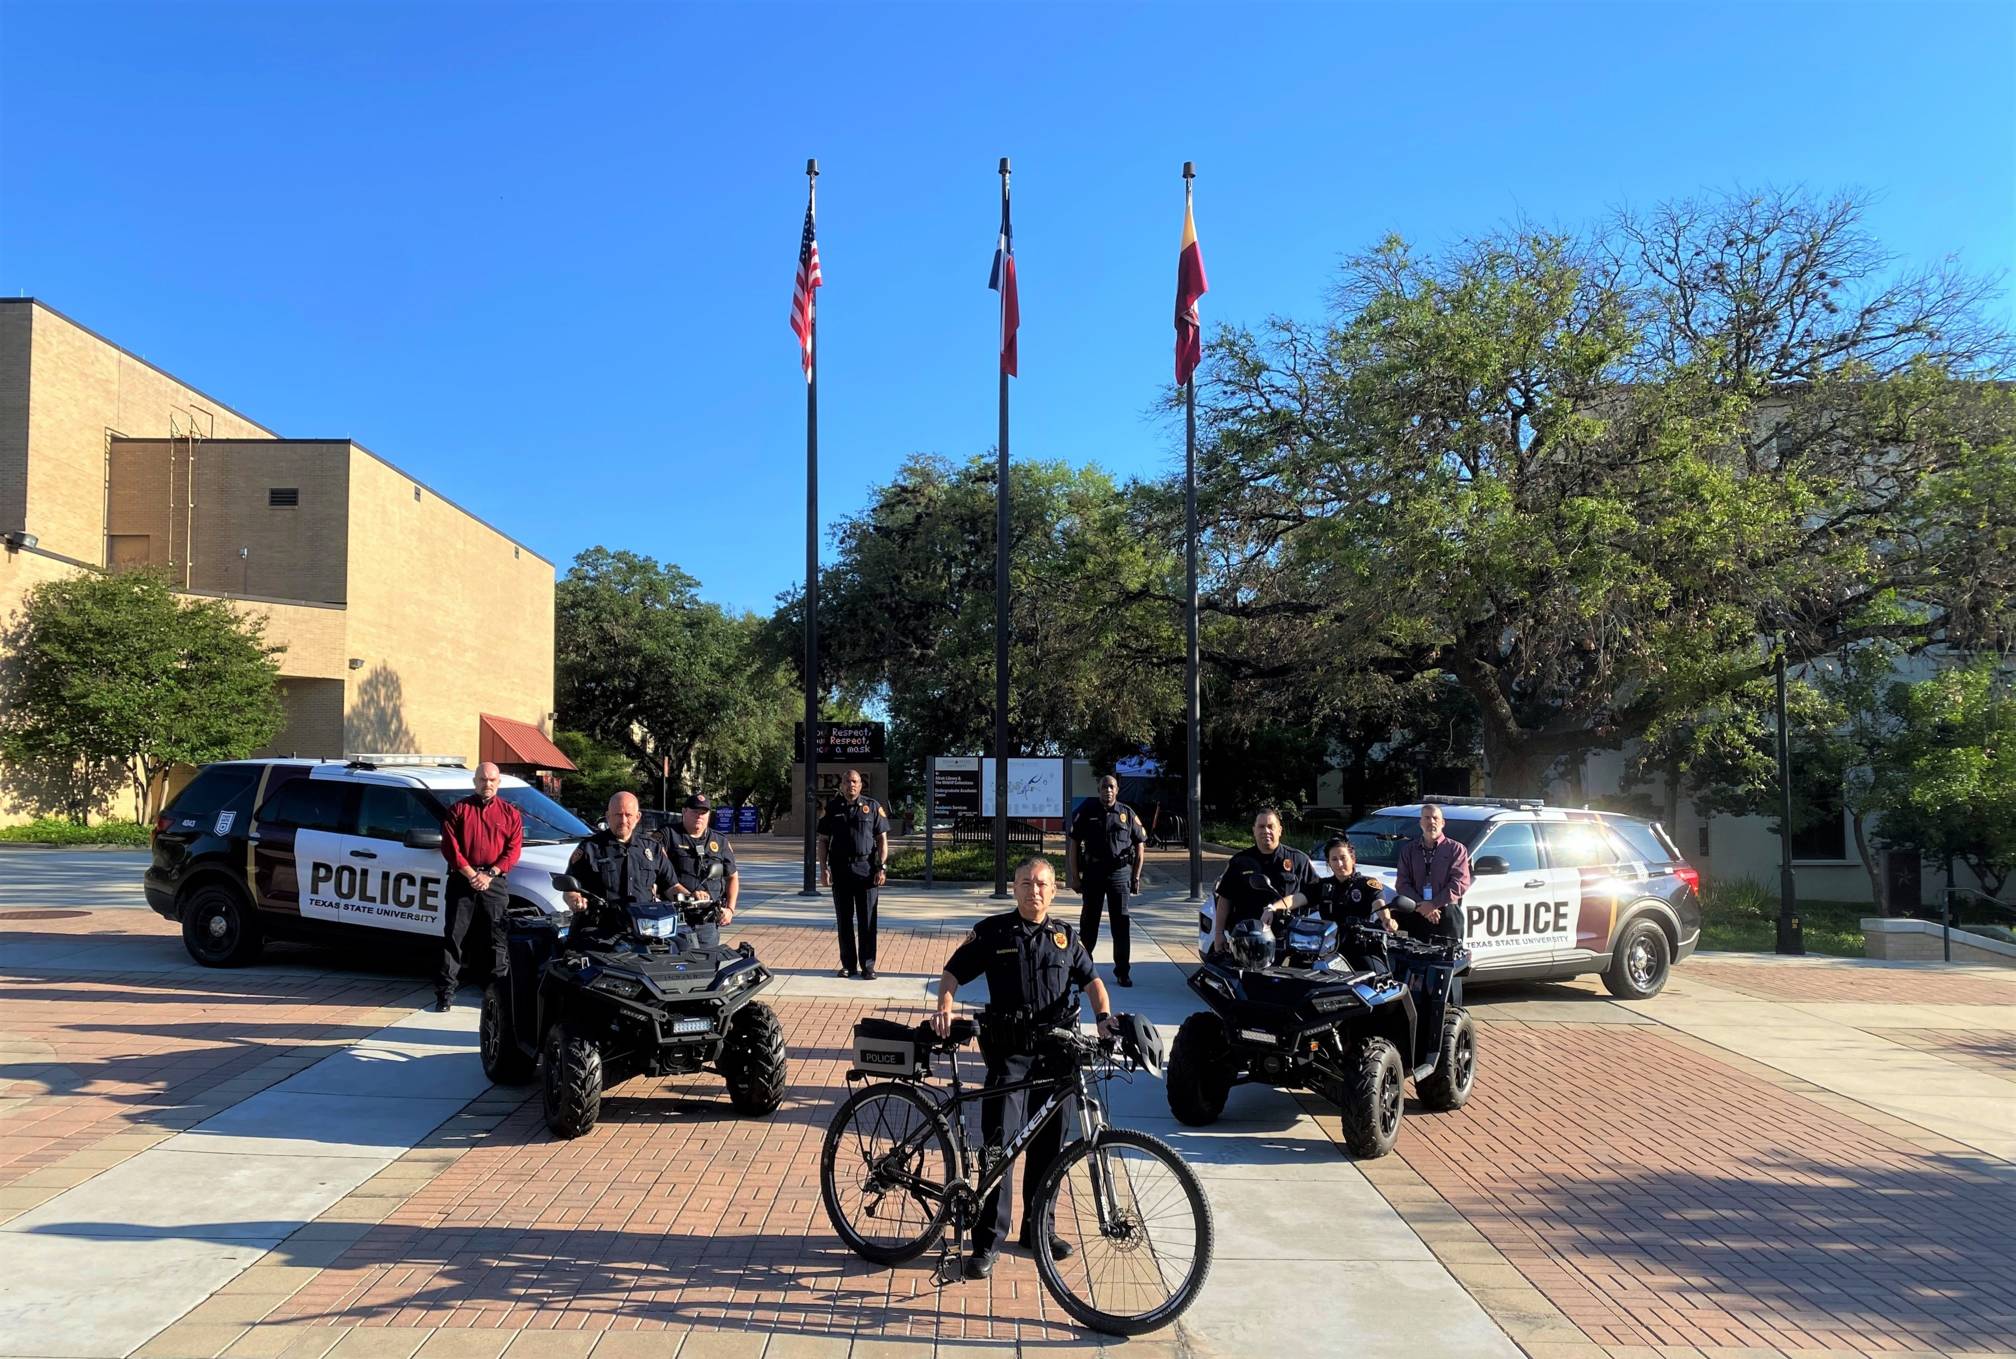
xmin=1603 ymin=919 xmax=1672 ymax=1000
xmin=1339 ymin=1037 xmax=1404 ymax=1159
xmin=1167 ymin=1013 xmax=1235 ymax=1126
xmin=180 ymin=883 xmax=261 ymax=967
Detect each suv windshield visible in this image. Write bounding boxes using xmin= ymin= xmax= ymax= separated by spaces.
xmin=1344 ymin=813 xmax=1487 ymax=868
xmin=500 ymin=786 xmax=593 ymax=844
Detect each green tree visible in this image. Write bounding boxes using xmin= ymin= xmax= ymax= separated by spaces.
xmin=0 ymin=570 xmax=285 ymax=820
xmin=773 ymin=454 xmax=1184 ymax=801
xmin=1180 ymin=188 xmax=2015 ymax=793
xmin=555 ymin=548 xmax=800 ymax=802
xmin=1869 ymin=660 xmax=2016 ymax=898
xmin=552 ymin=729 xmax=643 ymax=818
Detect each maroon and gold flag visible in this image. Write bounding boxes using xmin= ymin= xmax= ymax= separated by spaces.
xmin=1174 ymin=189 xmax=1208 ymax=385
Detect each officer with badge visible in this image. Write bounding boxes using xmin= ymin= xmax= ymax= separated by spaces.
xmin=817 ymin=768 xmax=889 ymax=980
xmin=661 ymin=792 xmax=737 ymax=948
xmin=1207 ymin=806 xmax=1314 ymax=955
xmin=932 ymin=856 xmax=1116 ymax=1278
xmin=562 ymin=791 xmax=679 ymax=930
xmin=1066 ymin=774 xmax=1146 ymax=986
xmin=1312 ymin=835 xmax=1390 ymax=927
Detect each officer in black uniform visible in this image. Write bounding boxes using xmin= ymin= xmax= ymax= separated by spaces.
xmin=1208 ymin=806 xmax=1314 ymax=954
xmin=1311 ymin=836 xmax=1387 ymax=926
xmin=817 ymin=768 xmax=889 ymax=979
xmin=562 ymin=791 xmax=678 ymax=930
xmin=661 ymin=792 xmax=737 ymax=948
xmin=1066 ymin=774 xmax=1147 ymax=986
xmin=934 ymin=855 xmax=1116 ymax=1279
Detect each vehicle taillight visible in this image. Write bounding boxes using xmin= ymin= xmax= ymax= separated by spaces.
xmin=1672 ymin=865 xmax=1701 ymax=894
xmin=151 ymin=813 xmax=171 ymax=841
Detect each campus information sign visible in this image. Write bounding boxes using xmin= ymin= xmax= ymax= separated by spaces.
xmin=795 ymin=722 xmax=887 ymax=763
xmin=933 ymin=757 xmax=1066 ymax=819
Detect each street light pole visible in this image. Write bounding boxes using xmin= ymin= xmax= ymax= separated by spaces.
xmin=1774 ymin=636 xmax=1805 ymax=955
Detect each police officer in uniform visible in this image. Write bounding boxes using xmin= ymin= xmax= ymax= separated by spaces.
xmin=1066 ymin=774 xmax=1146 ymax=986
xmin=1311 ymin=836 xmax=1388 ymax=926
xmin=933 ymin=856 xmax=1116 ymax=1279
xmin=562 ymin=791 xmax=678 ymax=930
xmin=817 ymin=768 xmax=889 ymax=979
xmin=661 ymin=792 xmax=738 ymax=948
xmin=1207 ymin=806 xmax=1314 ymax=954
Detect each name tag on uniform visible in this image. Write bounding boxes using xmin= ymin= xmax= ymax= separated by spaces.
xmin=1421 ymin=884 xmax=1434 ymax=901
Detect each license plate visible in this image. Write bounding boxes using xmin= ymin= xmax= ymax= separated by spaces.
xmin=672 ymin=1017 xmax=710 ymax=1035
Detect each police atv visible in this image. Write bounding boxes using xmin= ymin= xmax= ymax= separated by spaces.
xmin=479 ymin=876 xmax=788 ymax=1139
xmin=1167 ymin=877 xmax=1475 ymax=1158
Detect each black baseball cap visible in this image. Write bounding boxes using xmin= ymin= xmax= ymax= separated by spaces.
xmin=682 ymin=793 xmax=711 ymax=811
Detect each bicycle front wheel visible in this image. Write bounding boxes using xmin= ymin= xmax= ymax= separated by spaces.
xmin=819 ymin=1081 xmax=956 ymax=1264
xmin=1030 ymin=1127 xmax=1214 ymax=1335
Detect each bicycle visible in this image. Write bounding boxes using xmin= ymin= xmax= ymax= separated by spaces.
xmin=819 ymin=1011 xmax=1214 ymax=1336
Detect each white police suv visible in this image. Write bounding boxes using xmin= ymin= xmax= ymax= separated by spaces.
xmin=1202 ymin=797 xmax=1703 ymax=999
xmin=145 ymin=757 xmax=588 ymax=968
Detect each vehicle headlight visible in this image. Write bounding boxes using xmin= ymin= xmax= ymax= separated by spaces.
xmin=592 ymin=974 xmax=644 ymax=998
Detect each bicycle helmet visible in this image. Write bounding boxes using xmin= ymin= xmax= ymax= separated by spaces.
xmin=1118 ymin=1013 xmax=1164 ymax=1077
xmin=1226 ymin=918 xmax=1275 ymax=970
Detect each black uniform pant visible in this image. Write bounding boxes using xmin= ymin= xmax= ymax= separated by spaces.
xmin=439 ymin=878 xmax=509 ymax=994
xmin=975 ymin=1047 xmax=1071 ymax=1255
xmin=831 ymin=867 xmax=878 ymax=971
xmin=1078 ymin=865 xmax=1133 ymax=976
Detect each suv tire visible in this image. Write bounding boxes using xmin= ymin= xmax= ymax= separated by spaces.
xmin=1167 ymin=1012 xmax=1235 ymax=1126
xmin=1339 ymin=1037 xmax=1405 ymax=1159
xmin=1417 ymin=1007 xmax=1476 ymax=1111
xmin=542 ymin=1023 xmax=603 ymax=1139
xmin=479 ymin=983 xmax=535 ymax=1085
xmin=180 ymin=882 xmax=262 ymax=968
xmin=1603 ymin=918 xmax=1672 ymax=1000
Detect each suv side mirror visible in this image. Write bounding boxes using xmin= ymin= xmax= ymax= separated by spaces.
xmin=1473 ymin=855 xmax=1508 ymax=876
xmin=404 ymin=827 xmax=443 ymax=850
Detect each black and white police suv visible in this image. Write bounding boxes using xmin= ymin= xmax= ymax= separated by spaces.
xmin=145 ymin=757 xmax=589 ymax=968
xmin=1201 ymin=797 xmax=1703 ymax=999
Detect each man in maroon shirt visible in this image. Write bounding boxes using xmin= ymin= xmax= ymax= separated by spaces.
xmin=1393 ymin=802 xmax=1469 ymax=943
xmin=436 ymin=761 xmax=524 ymax=1011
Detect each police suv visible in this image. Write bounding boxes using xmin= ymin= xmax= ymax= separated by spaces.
xmin=145 ymin=758 xmax=589 ymax=968
xmin=1201 ymin=797 xmax=1702 ymax=999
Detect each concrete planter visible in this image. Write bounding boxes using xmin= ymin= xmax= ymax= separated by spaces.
xmin=1861 ymin=915 xmax=2016 ymax=966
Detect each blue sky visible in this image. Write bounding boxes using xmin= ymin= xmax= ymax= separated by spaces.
xmin=3 ymin=1 xmax=2011 ymax=615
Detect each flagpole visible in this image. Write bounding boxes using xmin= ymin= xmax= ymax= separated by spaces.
xmin=801 ymin=158 xmax=821 ymax=898
xmin=992 ymin=156 xmax=1012 ymax=899
xmin=1182 ymin=161 xmax=1204 ymax=901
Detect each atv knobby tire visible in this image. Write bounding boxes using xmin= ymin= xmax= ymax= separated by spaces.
xmin=721 ymin=1001 xmax=788 ymax=1116
xmin=1416 ymin=1006 xmax=1475 ymax=1112
xmin=1167 ymin=1012 xmax=1235 ymax=1126
xmin=479 ymin=984 xmax=535 ymax=1085
xmin=542 ymin=1023 xmax=603 ymax=1139
xmin=1339 ymin=1036 xmax=1405 ymax=1159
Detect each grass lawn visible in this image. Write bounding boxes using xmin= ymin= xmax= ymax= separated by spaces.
xmin=886 ymin=844 xmax=1000 ymax=882
xmin=0 ymin=817 xmax=151 ymax=847
xmin=1698 ymin=877 xmax=1867 ymax=956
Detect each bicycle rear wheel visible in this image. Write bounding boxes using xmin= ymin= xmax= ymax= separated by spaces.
xmin=819 ymin=1081 xmax=956 ymax=1264
xmin=1030 ymin=1127 xmax=1213 ymax=1335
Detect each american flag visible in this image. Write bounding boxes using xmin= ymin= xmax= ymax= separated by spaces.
xmin=790 ymin=186 xmax=822 ymax=381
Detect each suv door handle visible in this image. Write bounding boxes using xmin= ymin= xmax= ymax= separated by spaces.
xmin=1523 ymin=878 xmax=1546 ymax=888
xmin=349 ymin=850 xmax=378 ymax=860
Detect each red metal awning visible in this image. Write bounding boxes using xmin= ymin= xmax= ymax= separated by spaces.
xmin=479 ymin=713 xmax=577 ymax=772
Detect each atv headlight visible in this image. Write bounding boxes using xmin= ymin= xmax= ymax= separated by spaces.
xmin=1310 ymin=991 xmax=1359 ymax=1014
xmin=671 ymin=1016 xmax=711 ymax=1036
xmin=591 ymin=974 xmax=645 ymax=998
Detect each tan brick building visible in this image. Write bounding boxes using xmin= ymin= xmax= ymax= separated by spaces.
xmin=0 ymin=299 xmax=568 ymax=820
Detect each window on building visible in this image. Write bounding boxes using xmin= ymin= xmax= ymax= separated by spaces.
xmin=1791 ymin=775 xmax=1849 ymax=862
xmin=269 ymin=487 xmax=299 ymax=508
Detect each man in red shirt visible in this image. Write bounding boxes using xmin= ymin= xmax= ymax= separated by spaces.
xmin=1393 ymin=802 xmax=1470 ymax=943
xmin=436 ymin=761 xmax=523 ymax=1011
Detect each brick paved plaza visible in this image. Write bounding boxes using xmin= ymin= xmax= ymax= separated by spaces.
xmin=4 ymin=855 xmax=2015 ymax=1359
